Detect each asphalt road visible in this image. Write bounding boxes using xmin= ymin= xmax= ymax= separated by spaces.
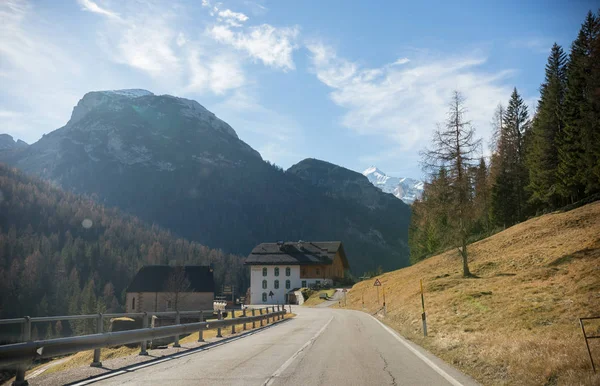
xmin=78 ymin=307 xmax=479 ymax=386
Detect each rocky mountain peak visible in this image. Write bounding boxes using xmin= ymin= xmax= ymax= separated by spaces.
xmin=0 ymin=134 xmax=28 ymax=150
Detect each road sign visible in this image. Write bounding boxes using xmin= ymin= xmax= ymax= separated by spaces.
xmin=374 ymin=279 xmax=382 ymax=287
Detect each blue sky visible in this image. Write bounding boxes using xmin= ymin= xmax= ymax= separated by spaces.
xmin=0 ymin=0 xmax=595 ymax=179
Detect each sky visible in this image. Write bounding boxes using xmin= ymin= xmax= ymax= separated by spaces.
xmin=0 ymin=0 xmax=596 ymax=179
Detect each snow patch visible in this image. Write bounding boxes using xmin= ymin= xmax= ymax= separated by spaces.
xmin=363 ymin=166 xmax=423 ymax=204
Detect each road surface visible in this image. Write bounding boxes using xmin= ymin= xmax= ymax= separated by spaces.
xmin=77 ymin=307 xmax=479 ymax=386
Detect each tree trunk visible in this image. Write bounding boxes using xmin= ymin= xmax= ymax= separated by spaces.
xmin=461 ymin=235 xmax=471 ymax=277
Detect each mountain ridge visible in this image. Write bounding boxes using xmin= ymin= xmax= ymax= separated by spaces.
xmin=362 ymin=166 xmax=423 ymax=204
xmin=0 ymin=89 xmax=412 ymax=275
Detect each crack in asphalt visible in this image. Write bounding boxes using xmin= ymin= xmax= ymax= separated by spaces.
xmin=378 ymin=350 xmax=398 ymax=386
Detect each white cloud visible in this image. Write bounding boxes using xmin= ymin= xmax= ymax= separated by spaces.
xmin=392 ymin=57 xmax=410 ymax=65
xmin=218 ymin=9 xmax=249 ymax=22
xmin=210 ymin=24 xmax=299 ymax=70
xmin=176 ymin=32 xmax=186 ymax=47
xmin=77 ymin=0 xmax=122 ymax=21
xmin=0 ymin=0 xmax=86 ymax=142
xmin=307 ymin=42 xmax=516 ymax=161
xmin=186 ymin=49 xmax=245 ymax=95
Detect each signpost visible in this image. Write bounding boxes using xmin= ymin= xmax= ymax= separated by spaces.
xmin=374 ymin=278 xmax=381 ymax=305
xmin=420 ymin=279 xmax=427 ymax=337
xmin=342 ymin=288 xmax=347 ymax=307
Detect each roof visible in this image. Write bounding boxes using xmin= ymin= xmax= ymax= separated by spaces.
xmin=245 ymin=241 xmax=349 ymax=268
xmin=126 ymin=265 xmax=215 ymax=293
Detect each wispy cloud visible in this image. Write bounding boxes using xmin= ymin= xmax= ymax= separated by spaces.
xmin=307 ymin=41 xmax=517 ymax=163
xmin=209 ymin=24 xmax=299 ymax=70
xmin=508 ymin=37 xmax=554 ymax=54
xmin=77 ymin=0 xmax=122 ymax=21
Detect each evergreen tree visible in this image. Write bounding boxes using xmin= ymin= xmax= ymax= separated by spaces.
xmin=421 ymin=91 xmax=481 ymax=277
xmin=558 ymin=11 xmax=600 ymax=201
xmin=491 ymin=88 xmax=531 ymax=226
xmin=528 ymin=43 xmax=567 ymax=208
xmin=472 ymin=158 xmax=491 ymax=234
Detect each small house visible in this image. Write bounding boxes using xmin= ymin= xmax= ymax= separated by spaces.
xmin=245 ymin=241 xmax=350 ymax=304
xmin=125 ymin=265 xmax=215 ymax=313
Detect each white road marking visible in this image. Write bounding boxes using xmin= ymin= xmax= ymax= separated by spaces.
xmin=369 ymin=315 xmax=464 ymax=386
xmin=263 ymin=316 xmax=334 ymax=386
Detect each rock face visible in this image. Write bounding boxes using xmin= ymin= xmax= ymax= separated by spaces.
xmin=0 ymin=134 xmax=28 ymax=151
xmin=0 ymin=90 xmax=412 ymax=275
xmin=362 ymin=166 xmax=424 ymax=204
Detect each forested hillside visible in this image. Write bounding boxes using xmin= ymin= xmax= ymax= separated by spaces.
xmin=409 ymin=10 xmax=600 ymax=264
xmin=0 ymin=164 xmax=246 ymax=322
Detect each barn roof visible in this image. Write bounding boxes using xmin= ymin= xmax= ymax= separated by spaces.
xmin=126 ymin=265 xmax=215 ymax=293
xmin=245 ymin=241 xmax=349 ymax=268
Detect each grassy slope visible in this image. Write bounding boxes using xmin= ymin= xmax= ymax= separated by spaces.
xmin=302 ymin=289 xmax=337 ymax=306
xmin=346 ymin=201 xmax=600 ymax=385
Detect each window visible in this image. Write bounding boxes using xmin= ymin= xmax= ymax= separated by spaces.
xmin=274 ymin=280 xmax=279 ymax=289
xmin=262 ymin=267 xmax=267 ymax=276
xmin=286 ymin=280 xmax=291 ymax=289
xmin=262 ymin=280 xmax=267 ymax=289
xmin=301 ymin=280 xmax=307 ymax=288
xmin=316 ymin=267 xmax=320 ymax=275
xmin=262 ymin=292 xmax=267 ymax=302
xmin=166 ymin=300 xmax=172 ymax=310
xmin=285 ymin=267 xmax=291 ymax=276
xmin=132 ymin=297 xmax=135 ymax=310
xmin=316 ymin=280 xmax=321 ymax=286
xmin=274 ymin=267 xmax=280 ymax=276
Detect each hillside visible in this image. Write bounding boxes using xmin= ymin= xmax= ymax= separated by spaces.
xmin=345 ymin=201 xmax=600 ymax=385
xmin=0 ymin=164 xmax=246 ymax=325
xmin=0 ymin=90 xmax=411 ymax=275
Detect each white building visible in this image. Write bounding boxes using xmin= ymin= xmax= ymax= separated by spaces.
xmin=245 ymin=241 xmax=350 ymax=305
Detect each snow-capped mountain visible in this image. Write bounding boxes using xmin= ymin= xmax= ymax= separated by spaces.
xmin=362 ymin=166 xmax=423 ymax=204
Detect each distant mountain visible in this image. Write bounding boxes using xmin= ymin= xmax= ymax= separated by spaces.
xmin=362 ymin=166 xmax=423 ymax=204
xmin=0 ymin=134 xmax=27 ymax=151
xmin=0 ymin=89 xmax=411 ymax=275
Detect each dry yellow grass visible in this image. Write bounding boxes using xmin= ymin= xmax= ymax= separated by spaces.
xmin=302 ymin=289 xmax=337 ymax=306
xmin=345 ymin=201 xmax=600 ymax=385
xmin=44 ymin=346 xmax=139 ymax=375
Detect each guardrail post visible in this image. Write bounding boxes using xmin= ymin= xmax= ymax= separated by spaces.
xmin=277 ymin=305 xmax=280 ymax=320
xmin=173 ymin=311 xmax=181 ymax=348
xmin=231 ymin=309 xmax=236 ymax=334
xmin=90 ymin=314 xmax=103 ymax=367
xmin=259 ymin=308 xmax=264 ymax=326
xmin=140 ymin=312 xmax=148 ymax=355
xmin=242 ymin=308 xmax=247 ymax=330
xmin=217 ymin=310 xmax=223 ymax=338
xmin=198 ymin=311 xmax=205 ymax=342
xmin=252 ymin=309 xmax=256 ymax=328
xmin=13 ymin=317 xmax=31 ymax=386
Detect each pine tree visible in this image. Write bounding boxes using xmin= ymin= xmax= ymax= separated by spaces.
xmin=472 ymin=158 xmax=491 ymax=234
xmin=558 ymin=11 xmax=600 ymax=201
xmin=492 ymin=88 xmax=531 ymax=226
xmin=421 ymin=91 xmax=481 ymax=277
xmin=528 ymin=43 xmax=567 ymax=208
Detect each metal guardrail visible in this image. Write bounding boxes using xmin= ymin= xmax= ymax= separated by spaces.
xmin=0 ymin=306 xmax=286 ymax=385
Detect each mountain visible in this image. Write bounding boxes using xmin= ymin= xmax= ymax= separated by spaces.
xmin=362 ymin=166 xmax=423 ymax=204
xmin=0 ymin=89 xmax=411 ymax=275
xmin=0 ymin=164 xmax=245 ymax=322
xmin=0 ymin=134 xmax=28 ymax=151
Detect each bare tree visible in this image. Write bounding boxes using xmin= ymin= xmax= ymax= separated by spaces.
xmin=164 ymin=266 xmax=191 ymax=311
xmin=421 ymin=91 xmax=481 ymax=277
